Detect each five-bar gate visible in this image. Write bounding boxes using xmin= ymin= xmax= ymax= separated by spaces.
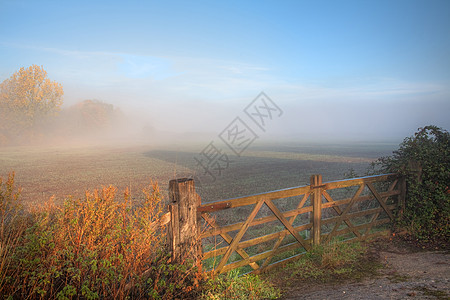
xmin=168 ymin=173 xmax=405 ymax=275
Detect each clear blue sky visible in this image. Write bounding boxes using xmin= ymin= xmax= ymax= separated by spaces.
xmin=1 ymin=0 xmax=449 ymax=140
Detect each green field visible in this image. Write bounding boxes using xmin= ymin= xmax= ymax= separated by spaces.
xmin=0 ymin=141 xmax=397 ymax=207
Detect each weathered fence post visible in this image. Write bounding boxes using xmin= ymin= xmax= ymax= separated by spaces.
xmin=168 ymin=178 xmax=202 ymax=269
xmin=310 ymin=174 xmax=323 ymax=246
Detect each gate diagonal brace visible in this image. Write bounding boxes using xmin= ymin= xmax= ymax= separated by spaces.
xmin=201 ymin=213 xmax=259 ymax=270
xmin=322 ymin=190 xmax=362 ymax=239
xmin=367 ymin=183 xmax=395 ymax=220
xmin=260 ymin=193 xmax=310 ymax=269
xmin=265 ymin=199 xmax=311 ymax=251
xmin=364 ymin=180 xmax=399 ymax=235
xmin=324 ymin=184 xmax=365 ymax=243
xmin=364 ymin=179 xmax=398 ymax=234
xmin=215 ymin=198 xmax=266 ymax=273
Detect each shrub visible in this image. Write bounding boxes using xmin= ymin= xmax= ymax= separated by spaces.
xmin=1 ymin=175 xmax=199 ymax=299
xmin=373 ymin=125 xmax=450 ymax=242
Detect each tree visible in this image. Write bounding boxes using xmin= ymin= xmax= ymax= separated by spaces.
xmin=374 ymin=125 xmax=450 ymax=242
xmin=64 ymin=100 xmax=124 ymax=131
xmin=48 ymin=99 xmax=126 ymax=141
xmin=75 ymin=100 xmax=118 ymax=129
xmin=0 ymin=65 xmax=63 ymax=144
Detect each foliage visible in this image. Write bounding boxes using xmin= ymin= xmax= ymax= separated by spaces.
xmin=373 ymin=125 xmax=450 ymax=242
xmin=0 ymin=65 xmax=63 ymax=144
xmin=0 ymin=173 xmax=199 ymax=299
xmin=200 ymin=269 xmax=281 ymax=300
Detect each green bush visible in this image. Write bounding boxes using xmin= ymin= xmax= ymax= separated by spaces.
xmin=374 ymin=125 xmax=450 ymax=242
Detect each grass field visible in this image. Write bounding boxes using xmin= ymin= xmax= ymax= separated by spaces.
xmin=0 ymin=141 xmax=397 ymax=207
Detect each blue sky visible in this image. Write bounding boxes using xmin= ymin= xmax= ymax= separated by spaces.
xmin=1 ymin=0 xmax=449 ymax=140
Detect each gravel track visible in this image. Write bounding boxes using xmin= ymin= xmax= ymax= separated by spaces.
xmin=281 ymin=239 xmax=449 ymax=300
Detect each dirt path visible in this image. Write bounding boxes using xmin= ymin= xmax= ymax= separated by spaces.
xmin=280 ymin=239 xmax=450 ymax=300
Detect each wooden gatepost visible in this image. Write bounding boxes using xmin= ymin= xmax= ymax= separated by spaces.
xmin=310 ymin=174 xmax=323 ymax=246
xmin=168 ymin=178 xmax=202 ymax=270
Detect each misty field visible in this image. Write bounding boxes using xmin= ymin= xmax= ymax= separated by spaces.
xmin=0 ymin=141 xmax=396 ymax=206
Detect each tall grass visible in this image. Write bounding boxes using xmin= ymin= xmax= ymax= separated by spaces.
xmin=282 ymin=240 xmax=370 ymax=282
xmin=0 ymin=172 xmax=199 ymax=299
xmin=0 ymin=172 xmax=27 ymax=297
xmin=200 ymin=270 xmax=281 ymax=300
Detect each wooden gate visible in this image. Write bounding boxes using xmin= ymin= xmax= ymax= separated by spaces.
xmin=169 ymin=173 xmax=405 ymax=275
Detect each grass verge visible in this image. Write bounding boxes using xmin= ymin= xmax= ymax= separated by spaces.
xmin=264 ymin=239 xmax=383 ymax=292
xmin=200 ymin=270 xmax=281 ymax=300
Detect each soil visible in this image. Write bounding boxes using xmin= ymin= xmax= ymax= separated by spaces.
xmin=277 ymin=235 xmax=450 ymax=300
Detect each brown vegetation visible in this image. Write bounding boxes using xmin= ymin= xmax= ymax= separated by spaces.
xmin=0 ymin=172 xmax=200 ymax=299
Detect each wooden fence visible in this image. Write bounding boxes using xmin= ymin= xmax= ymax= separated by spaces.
xmin=168 ymin=173 xmax=405 ymax=275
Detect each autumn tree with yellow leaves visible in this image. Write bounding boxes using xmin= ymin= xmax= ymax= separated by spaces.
xmin=0 ymin=65 xmax=63 ymax=144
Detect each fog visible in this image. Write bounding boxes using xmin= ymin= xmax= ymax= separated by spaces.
xmin=2 ymin=79 xmax=448 ymax=151
xmin=46 ymin=79 xmax=449 ymax=150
